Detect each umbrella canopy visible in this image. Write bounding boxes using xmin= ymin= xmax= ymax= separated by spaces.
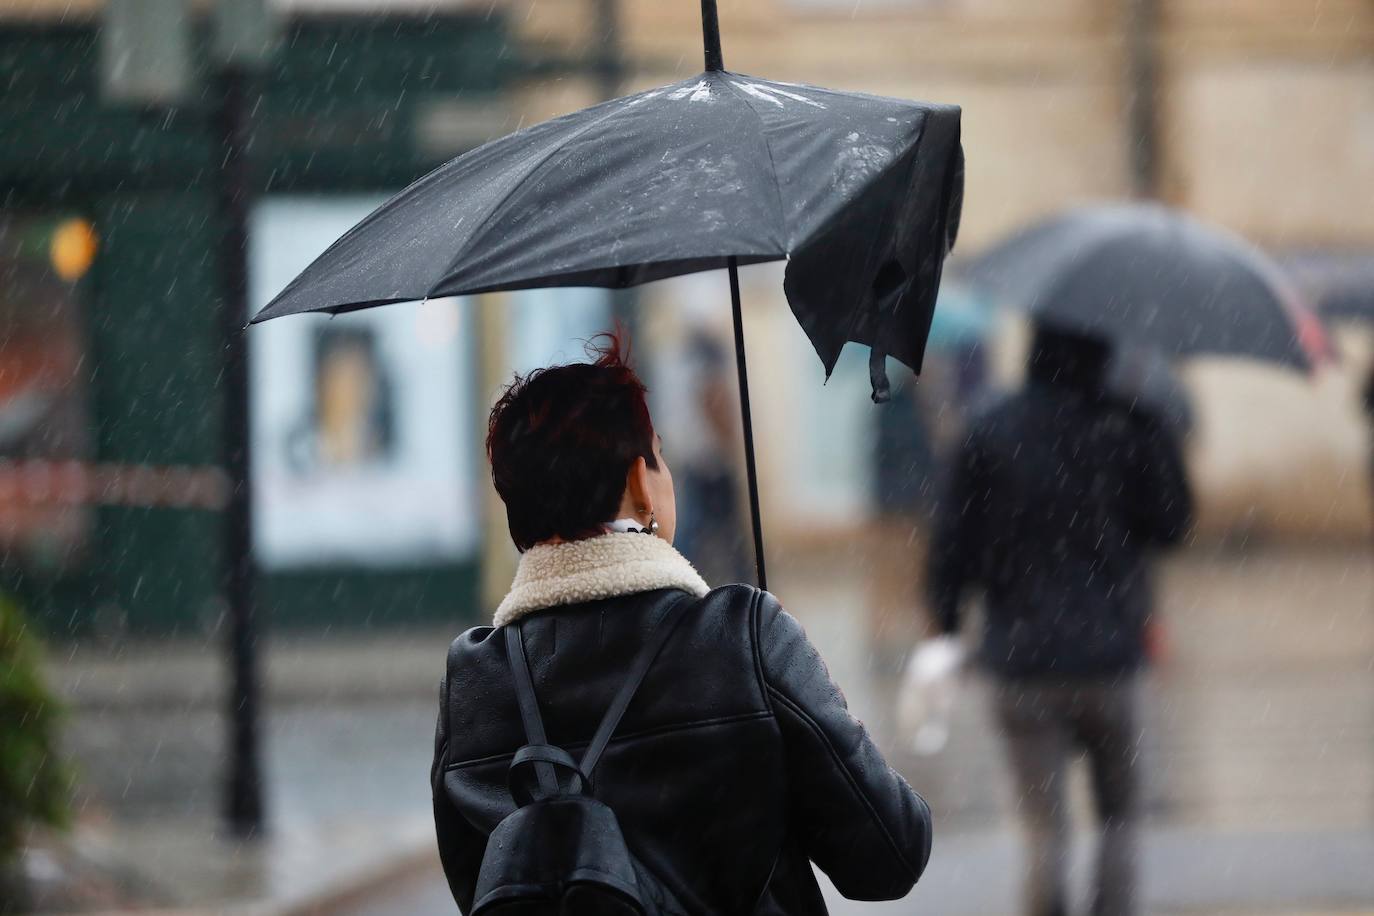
xmin=249 ymin=4 xmax=964 ymax=591
xmin=253 ymin=70 xmax=963 ymax=387
xmin=962 ymin=204 xmax=1328 ymax=372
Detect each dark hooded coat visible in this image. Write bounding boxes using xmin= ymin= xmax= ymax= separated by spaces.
xmin=927 ymin=329 xmax=1193 ymax=678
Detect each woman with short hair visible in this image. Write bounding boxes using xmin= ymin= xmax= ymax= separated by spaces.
xmin=432 ymin=333 xmax=932 ymax=914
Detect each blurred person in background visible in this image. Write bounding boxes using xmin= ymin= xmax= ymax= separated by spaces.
xmin=869 ymin=374 xmax=937 ymax=666
xmin=669 ymin=328 xmax=751 ymax=585
xmin=433 ymin=333 xmax=933 ymax=913
xmin=871 ymin=288 xmax=993 ymax=667
xmin=926 ymin=323 xmax=1192 ymax=916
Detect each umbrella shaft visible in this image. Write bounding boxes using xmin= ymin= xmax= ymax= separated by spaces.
xmin=728 ymin=258 xmax=767 ymax=591
xmin=701 ymin=0 xmax=724 ymax=71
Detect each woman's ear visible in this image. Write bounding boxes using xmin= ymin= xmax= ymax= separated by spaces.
xmin=624 ymin=455 xmax=653 ymax=515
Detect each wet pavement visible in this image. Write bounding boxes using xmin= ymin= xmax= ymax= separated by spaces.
xmin=333 ymin=826 xmax=1374 ymax=916
xmin=40 ymin=539 xmax=1374 ymax=914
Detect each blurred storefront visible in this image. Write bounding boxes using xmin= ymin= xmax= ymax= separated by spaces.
xmin=0 ymin=215 xmax=97 ymax=575
xmin=0 ymin=6 xmax=520 ymax=635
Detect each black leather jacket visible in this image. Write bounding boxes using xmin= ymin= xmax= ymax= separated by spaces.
xmin=432 ymin=585 xmax=932 ymax=914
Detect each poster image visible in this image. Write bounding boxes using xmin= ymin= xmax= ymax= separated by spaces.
xmin=249 ymin=197 xmax=477 ymax=569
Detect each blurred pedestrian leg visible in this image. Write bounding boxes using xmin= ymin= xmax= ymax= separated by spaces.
xmin=997 ymin=679 xmax=1140 ymax=916
xmin=997 ymin=681 xmax=1071 ymax=916
xmin=1084 ymin=681 xmax=1141 ymax=916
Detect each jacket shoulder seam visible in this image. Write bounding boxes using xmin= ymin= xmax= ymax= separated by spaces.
xmin=766 ymin=684 xmax=920 ymax=881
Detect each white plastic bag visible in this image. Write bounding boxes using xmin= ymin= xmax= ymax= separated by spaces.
xmin=896 ymin=635 xmax=965 ymax=755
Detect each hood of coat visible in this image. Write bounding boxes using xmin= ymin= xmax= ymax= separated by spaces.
xmin=494 ymin=532 xmax=709 ymax=627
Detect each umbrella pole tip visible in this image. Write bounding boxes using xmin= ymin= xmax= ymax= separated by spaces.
xmin=701 ymin=0 xmax=724 ymax=71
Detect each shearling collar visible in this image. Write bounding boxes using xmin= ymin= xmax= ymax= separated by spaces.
xmin=493 ymin=532 xmax=709 ymax=627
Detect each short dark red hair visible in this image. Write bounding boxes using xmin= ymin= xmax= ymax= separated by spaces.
xmin=487 ymin=332 xmax=657 ymax=552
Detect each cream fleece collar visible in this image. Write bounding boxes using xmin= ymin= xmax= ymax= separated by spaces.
xmin=493 ymin=533 xmax=709 ymax=627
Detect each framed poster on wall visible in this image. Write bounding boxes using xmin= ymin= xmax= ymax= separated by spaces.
xmin=248 ymin=197 xmax=477 ymax=569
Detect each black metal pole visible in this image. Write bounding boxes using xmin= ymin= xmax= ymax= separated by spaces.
xmin=1126 ymin=0 xmax=1160 ymax=198
xmin=214 ymin=64 xmax=265 ymax=838
xmin=701 ymin=0 xmax=724 ymax=71
xmin=727 ymin=258 xmax=767 ymax=591
xmin=593 ymin=0 xmax=625 ymax=98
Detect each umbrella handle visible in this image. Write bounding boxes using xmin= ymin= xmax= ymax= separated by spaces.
xmin=728 ymin=257 xmax=767 ymax=591
xmin=701 ymin=0 xmax=724 ymax=72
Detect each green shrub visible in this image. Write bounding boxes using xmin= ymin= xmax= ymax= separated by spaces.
xmin=0 ymin=593 xmax=69 ymax=868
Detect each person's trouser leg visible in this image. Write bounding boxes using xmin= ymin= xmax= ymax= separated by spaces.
xmin=1076 ymin=679 xmax=1142 ymax=916
xmin=997 ymin=682 xmax=1072 ymax=916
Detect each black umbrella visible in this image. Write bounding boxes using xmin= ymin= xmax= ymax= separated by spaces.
xmin=251 ymin=2 xmax=965 ymax=589
xmin=963 ymin=204 xmax=1328 ymax=372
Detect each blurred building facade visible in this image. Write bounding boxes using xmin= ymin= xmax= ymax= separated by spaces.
xmin=3 ymin=0 xmax=1372 ymax=641
xmin=0 ymin=1 xmax=526 ymax=634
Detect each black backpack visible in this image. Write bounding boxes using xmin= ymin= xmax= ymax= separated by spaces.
xmin=471 ymin=596 xmax=692 ymax=915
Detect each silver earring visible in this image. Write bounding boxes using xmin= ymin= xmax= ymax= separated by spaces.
xmin=647 ymin=511 xmax=659 ymax=536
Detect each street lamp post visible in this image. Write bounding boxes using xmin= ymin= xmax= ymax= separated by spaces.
xmin=214 ymin=60 xmax=263 ymax=837
xmin=211 ymin=0 xmax=278 ymax=839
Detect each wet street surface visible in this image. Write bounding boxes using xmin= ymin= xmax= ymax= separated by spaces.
xmin=51 ymin=540 xmax=1374 ymax=913
xmin=807 ymin=541 xmax=1374 ymax=837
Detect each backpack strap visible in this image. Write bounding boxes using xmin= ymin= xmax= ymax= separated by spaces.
xmin=578 ymin=593 xmax=693 ymax=780
xmin=506 ymin=621 xmax=558 ymax=797
xmin=503 ymin=592 xmax=695 ymax=797
xmin=507 ymin=744 xmax=585 ymax=806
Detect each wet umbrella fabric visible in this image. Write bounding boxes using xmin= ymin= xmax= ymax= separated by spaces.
xmin=252 ymin=70 xmax=964 ymax=390
xmin=963 ymin=204 xmax=1327 ymax=372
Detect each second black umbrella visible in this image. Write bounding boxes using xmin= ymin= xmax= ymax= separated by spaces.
xmin=963 ymin=204 xmax=1327 ymax=372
